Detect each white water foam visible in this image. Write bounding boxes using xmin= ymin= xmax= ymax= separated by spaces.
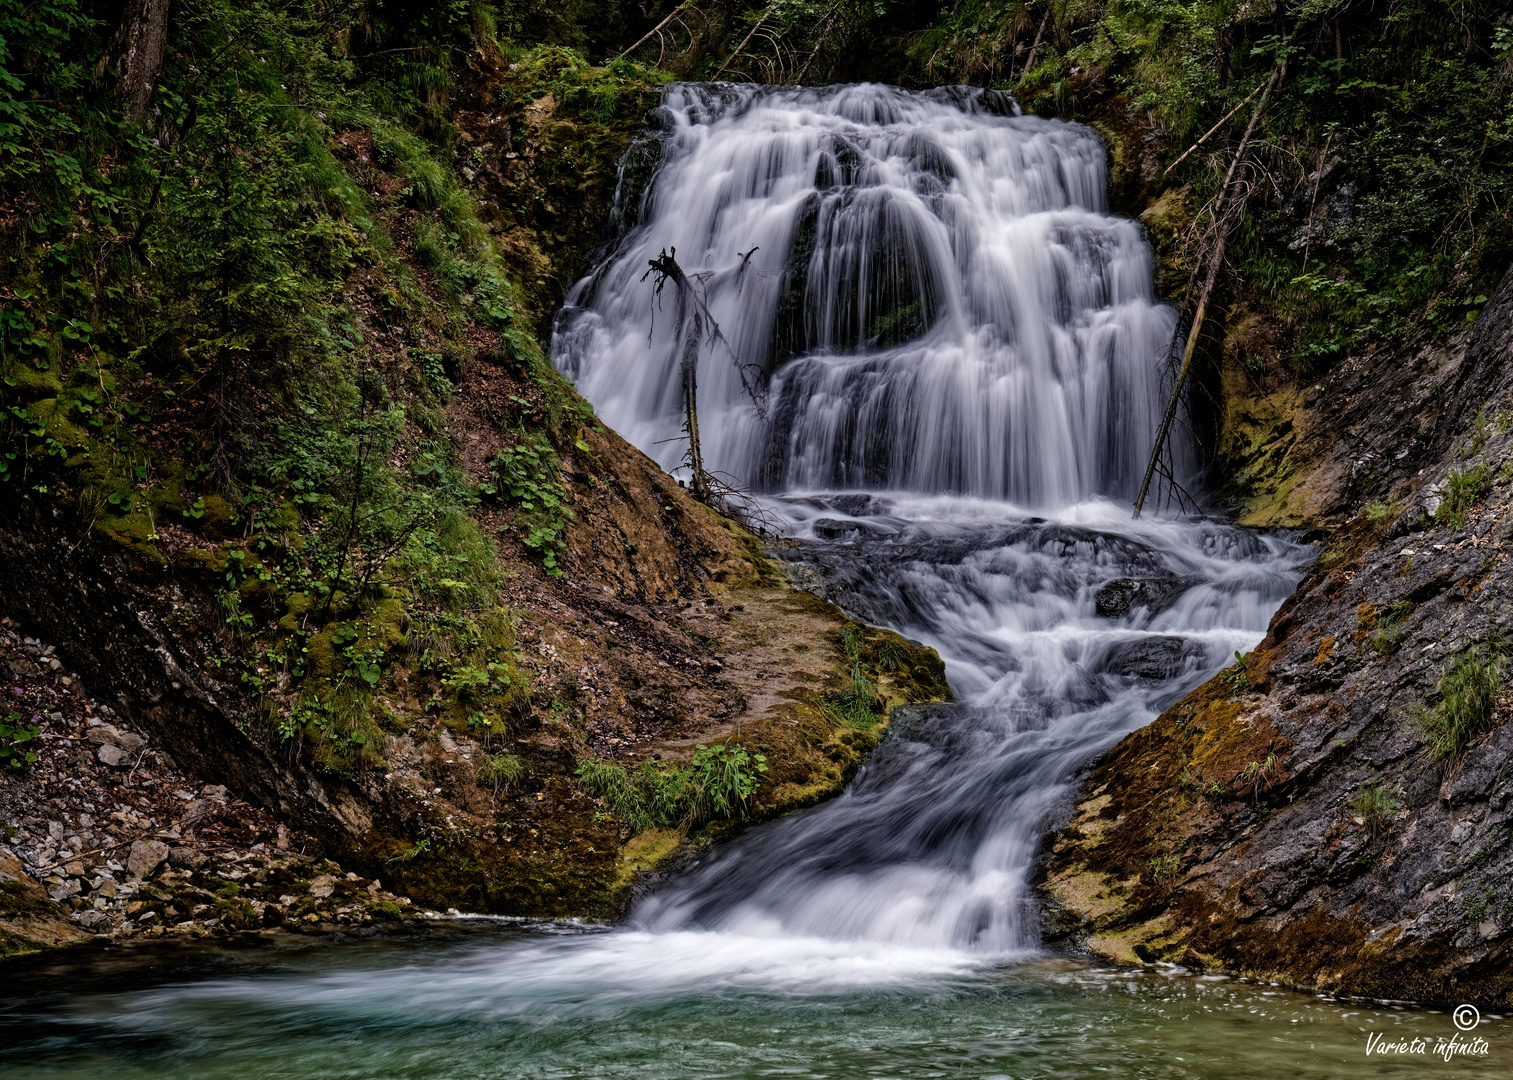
xmin=555 ymin=82 xmax=1188 ymax=505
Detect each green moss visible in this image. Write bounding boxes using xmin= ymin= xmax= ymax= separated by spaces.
xmin=6 ymin=364 xmax=63 ymax=396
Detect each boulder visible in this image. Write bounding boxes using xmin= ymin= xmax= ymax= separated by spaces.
xmin=126 ymin=839 xmax=169 ymax=879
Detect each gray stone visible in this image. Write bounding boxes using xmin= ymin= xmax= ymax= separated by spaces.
xmin=86 ymin=723 xmax=146 ymax=753
xmin=97 ymin=743 xmax=129 ymax=767
xmin=1094 ymin=576 xmax=1202 ymax=619
xmin=167 ymin=846 xmax=206 ymax=870
xmin=126 ymin=839 xmax=169 ymax=879
xmin=308 ymin=874 xmax=337 ymax=898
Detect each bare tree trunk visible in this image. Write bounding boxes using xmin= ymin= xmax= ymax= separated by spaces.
xmin=112 ymin=0 xmax=172 ymax=123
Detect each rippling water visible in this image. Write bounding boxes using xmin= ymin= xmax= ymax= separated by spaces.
xmin=2 ymin=924 xmax=1505 ymax=1078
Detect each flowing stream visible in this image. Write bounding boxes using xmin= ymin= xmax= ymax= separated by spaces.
xmin=3 ymin=84 xmax=1500 ymax=1079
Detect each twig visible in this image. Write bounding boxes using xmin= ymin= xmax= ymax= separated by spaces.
xmin=617 ymin=0 xmax=700 ymax=61
xmin=32 ymin=831 xmax=155 ymax=874
xmin=794 ymin=2 xmax=843 ymax=84
xmin=1163 ymin=81 xmax=1265 ymax=177
xmin=1134 ymin=61 xmax=1285 ymax=518
xmin=713 ymin=2 xmax=780 ymax=80
xmin=1300 ymin=131 xmax=1334 ymax=274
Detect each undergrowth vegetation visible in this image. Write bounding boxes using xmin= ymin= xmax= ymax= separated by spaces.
xmin=0 ymin=0 xmax=660 ymax=774
xmin=575 ymin=741 xmax=769 ymax=833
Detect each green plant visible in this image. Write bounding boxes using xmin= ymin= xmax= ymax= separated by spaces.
xmin=1241 ymin=752 xmax=1278 ymax=800
xmin=1352 ymin=778 xmax=1398 ymax=835
xmin=385 ymin=837 xmax=432 ymax=865
xmin=0 ymin=711 xmax=39 ymax=767
xmin=576 ymin=740 xmax=767 ymax=833
xmin=875 ymin=639 xmax=907 ymax=672
xmin=483 ymin=432 xmax=573 ymax=575
xmin=1437 ymin=465 xmax=1493 ymax=529
xmin=1223 ymin=651 xmax=1250 ymax=692
xmin=1371 ymin=600 xmax=1414 ymax=655
xmin=1149 ymin=853 xmax=1181 ymax=882
xmin=688 ymin=741 xmax=768 ymax=820
xmin=1365 ymin=500 xmax=1400 ymax=523
xmin=1419 ymin=644 xmax=1504 ymax=760
xmin=476 ymin=752 xmax=526 ymax=791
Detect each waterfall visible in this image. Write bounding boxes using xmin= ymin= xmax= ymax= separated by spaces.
xmin=554 ymin=82 xmax=1188 ymax=505
xmin=553 ymin=83 xmax=1306 ymax=955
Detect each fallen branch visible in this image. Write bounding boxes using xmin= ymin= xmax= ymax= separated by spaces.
xmin=1134 ymin=62 xmax=1284 ymax=519
xmin=1162 ymin=81 xmax=1265 ymax=178
xmin=616 ymin=0 xmax=700 ymax=61
xmin=713 ymin=2 xmax=780 ymax=80
xmin=1019 ymin=7 xmax=1052 ymax=81
xmin=794 ymin=1 xmax=843 ymax=84
xmin=642 ymin=247 xmax=767 ymax=508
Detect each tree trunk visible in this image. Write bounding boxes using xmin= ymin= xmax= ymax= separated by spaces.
xmin=112 ymin=0 xmax=172 ymax=123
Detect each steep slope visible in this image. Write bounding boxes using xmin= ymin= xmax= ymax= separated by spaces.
xmin=1042 ymin=267 xmax=1513 ymax=1006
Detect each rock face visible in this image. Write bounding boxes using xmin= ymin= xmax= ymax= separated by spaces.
xmin=1041 ymin=267 xmax=1513 ymax=1005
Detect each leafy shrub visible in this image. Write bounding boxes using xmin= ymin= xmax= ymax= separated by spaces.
xmin=1419 ymin=646 xmax=1503 ymax=759
xmin=688 ymin=742 xmax=768 ymax=820
xmin=483 ymin=433 xmax=572 ymax=575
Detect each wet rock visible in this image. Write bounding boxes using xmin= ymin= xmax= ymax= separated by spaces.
xmin=1104 ymin=637 xmax=1206 ymax=681
xmin=813 ymin=517 xmax=884 ymax=540
xmin=1094 ymin=576 xmax=1201 ymax=618
xmin=127 ymin=839 xmax=169 ymax=879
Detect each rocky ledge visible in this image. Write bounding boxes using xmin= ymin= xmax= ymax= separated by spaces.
xmin=1040 ymin=269 xmax=1513 ymax=1006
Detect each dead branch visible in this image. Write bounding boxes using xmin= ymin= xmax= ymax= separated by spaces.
xmin=713 ymin=2 xmax=780 ymax=80
xmin=795 ymin=1 xmax=844 ymax=84
xmin=642 ymin=247 xmax=768 ymax=506
xmin=617 ymin=0 xmax=701 ymax=61
xmin=1163 ymin=81 xmax=1266 ymax=177
xmin=1134 ymin=60 xmax=1285 ymax=519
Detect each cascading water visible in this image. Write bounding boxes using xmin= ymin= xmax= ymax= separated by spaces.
xmin=554 ymin=82 xmax=1191 ymax=503
xmin=557 ymin=82 xmax=1310 ymax=953
xmin=4 ymin=85 xmax=1411 ymax=1080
